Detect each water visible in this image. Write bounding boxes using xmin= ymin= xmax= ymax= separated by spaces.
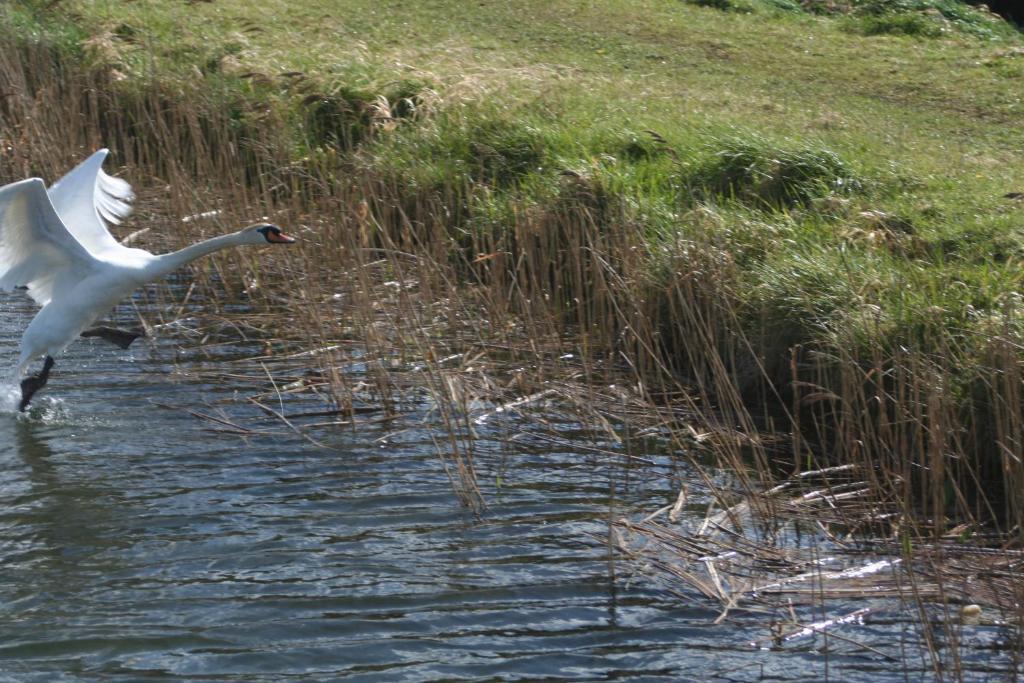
xmin=0 ymin=294 xmax=1016 ymax=681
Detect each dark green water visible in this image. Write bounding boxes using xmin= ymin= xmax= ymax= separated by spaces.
xmin=0 ymin=295 xmax=1016 ymax=682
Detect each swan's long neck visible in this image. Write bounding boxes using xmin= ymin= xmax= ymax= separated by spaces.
xmin=145 ymin=231 xmax=250 ymax=280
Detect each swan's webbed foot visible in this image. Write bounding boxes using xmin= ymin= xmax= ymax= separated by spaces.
xmin=81 ymin=326 xmax=146 ymax=350
xmin=19 ymin=356 xmax=55 ymax=412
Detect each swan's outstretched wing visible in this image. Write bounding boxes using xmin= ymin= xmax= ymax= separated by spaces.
xmin=47 ymin=148 xmax=135 ymax=256
xmin=0 ymin=178 xmax=100 ymax=306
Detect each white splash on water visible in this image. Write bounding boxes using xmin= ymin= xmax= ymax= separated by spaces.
xmin=0 ymin=382 xmax=68 ymax=421
xmin=0 ymin=383 xmax=20 ymax=413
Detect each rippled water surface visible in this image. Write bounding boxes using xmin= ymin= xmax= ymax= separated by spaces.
xmin=0 ymin=294 xmax=1016 ymax=682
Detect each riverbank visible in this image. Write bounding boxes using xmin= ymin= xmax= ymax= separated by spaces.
xmin=3 ymin=0 xmax=1024 ymax=567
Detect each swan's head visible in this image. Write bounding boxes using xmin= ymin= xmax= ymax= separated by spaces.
xmin=251 ymin=223 xmax=296 ymax=245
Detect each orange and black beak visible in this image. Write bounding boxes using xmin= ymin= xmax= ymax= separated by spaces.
xmin=267 ymin=230 xmax=296 ymax=244
xmin=258 ymin=224 xmax=297 ymax=244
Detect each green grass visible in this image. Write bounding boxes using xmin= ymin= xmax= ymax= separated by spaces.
xmin=840 ymin=0 xmax=1019 ymax=39
xmin=8 ymin=0 xmax=1021 ymax=308
xmin=12 ymin=0 xmax=1022 ymax=346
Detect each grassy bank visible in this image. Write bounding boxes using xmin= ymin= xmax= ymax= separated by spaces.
xmin=2 ymin=0 xmax=1023 ymax=533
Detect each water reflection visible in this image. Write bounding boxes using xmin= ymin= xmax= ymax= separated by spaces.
xmin=8 ymin=418 xmax=57 ymax=476
xmin=1 ymin=420 xmax=126 ymax=609
xmin=0 ymin=389 xmax=707 ymax=680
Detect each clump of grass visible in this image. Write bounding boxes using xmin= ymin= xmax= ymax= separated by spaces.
xmin=684 ymin=0 xmax=758 ymax=13
xmin=850 ymin=10 xmax=946 ymax=36
xmin=684 ymin=0 xmax=1018 ymax=36
xmin=462 ymin=119 xmax=550 ymax=186
xmin=840 ymin=0 xmax=1019 ymax=39
xmin=690 ymin=134 xmax=864 ymax=209
xmin=300 ymin=78 xmax=433 ymax=152
xmin=617 ymin=129 xmax=672 ymax=163
xmin=370 ymin=110 xmax=563 ymax=192
xmin=1 ymin=0 xmax=86 ymax=54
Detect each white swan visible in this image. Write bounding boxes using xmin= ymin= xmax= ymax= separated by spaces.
xmin=0 ymin=148 xmax=296 ymax=411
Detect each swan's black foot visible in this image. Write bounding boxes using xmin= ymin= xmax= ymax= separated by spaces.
xmin=81 ymin=326 xmax=145 ymax=350
xmin=19 ymin=356 xmax=55 ymax=412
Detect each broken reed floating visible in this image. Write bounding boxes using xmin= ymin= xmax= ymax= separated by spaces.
xmin=613 ymin=461 xmax=1024 ymax=680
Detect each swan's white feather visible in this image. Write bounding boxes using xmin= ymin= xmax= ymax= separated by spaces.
xmin=0 ymin=178 xmax=100 ymax=307
xmin=0 ymin=149 xmax=293 ymax=407
xmin=47 ymin=148 xmax=135 ymax=256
